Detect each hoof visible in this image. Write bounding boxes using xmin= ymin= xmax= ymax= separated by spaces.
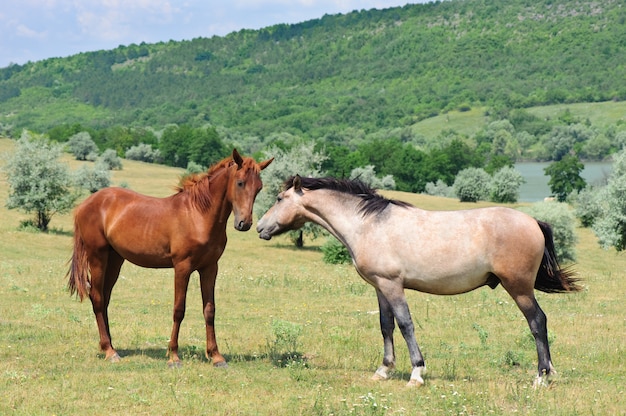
xmin=106 ymin=352 xmax=121 ymax=363
xmin=167 ymin=360 xmax=182 ymax=369
xmin=407 ymin=366 xmax=425 ymax=387
xmin=213 ymin=361 xmax=228 ymax=368
xmin=371 ymin=365 xmax=392 ymax=381
xmin=406 ymin=378 xmax=424 ymax=388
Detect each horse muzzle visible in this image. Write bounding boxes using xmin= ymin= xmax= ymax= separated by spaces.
xmin=256 ymin=224 xmax=275 ymax=240
xmin=234 ymin=219 xmax=252 ymax=231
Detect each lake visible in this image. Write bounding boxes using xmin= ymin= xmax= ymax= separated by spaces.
xmin=515 ymin=162 xmax=613 ymax=202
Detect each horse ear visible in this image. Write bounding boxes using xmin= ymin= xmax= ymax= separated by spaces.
xmin=232 ymin=148 xmax=244 ymax=169
xmin=293 ymin=175 xmax=302 ymax=191
xmin=259 ymin=157 xmax=274 ymax=171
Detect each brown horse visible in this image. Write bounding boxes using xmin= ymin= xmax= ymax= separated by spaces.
xmin=257 ymin=176 xmax=581 ymax=387
xmin=68 ymin=149 xmax=272 ymax=367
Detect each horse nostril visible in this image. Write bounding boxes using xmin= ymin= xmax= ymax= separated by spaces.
xmin=237 ymin=220 xmax=251 ymax=231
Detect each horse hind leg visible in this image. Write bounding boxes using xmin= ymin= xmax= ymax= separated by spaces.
xmin=90 ymin=249 xmax=123 ymax=362
xmin=508 ymin=290 xmax=555 ymax=387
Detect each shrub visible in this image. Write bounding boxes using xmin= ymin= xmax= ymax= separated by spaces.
xmin=490 ymin=166 xmax=525 ymax=203
xmin=321 ymin=237 xmax=352 ymax=264
xmin=97 ymin=149 xmax=122 ymax=170
xmin=592 ymin=149 xmax=626 ymax=251
xmin=185 ymin=161 xmax=205 ymax=175
xmin=519 ymin=201 xmax=577 ymax=262
xmin=424 ymin=179 xmax=453 ymax=198
xmin=453 ymin=167 xmax=491 ymax=202
xmin=73 ymin=164 xmax=111 ymax=193
xmin=125 ymin=143 xmax=161 ymax=163
xmin=350 ymin=165 xmax=395 ymax=190
xmin=67 ymin=132 xmax=98 ymax=161
xmin=573 ymin=186 xmax=605 ymax=227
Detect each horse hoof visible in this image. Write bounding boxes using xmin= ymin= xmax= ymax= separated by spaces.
xmin=406 ymin=378 xmax=424 ymax=388
xmin=213 ymin=361 xmax=228 ymax=368
xmin=106 ymin=352 xmax=121 ymax=363
xmin=371 ymin=374 xmax=385 ymax=381
xmin=168 ymin=360 xmax=182 ymax=369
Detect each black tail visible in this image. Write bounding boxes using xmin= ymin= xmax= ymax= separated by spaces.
xmin=535 ymin=221 xmax=582 ymax=293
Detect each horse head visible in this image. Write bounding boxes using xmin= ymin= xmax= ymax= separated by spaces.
xmin=256 ymin=175 xmax=308 ymax=239
xmin=228 ymin=148 xmax=273 ymax=231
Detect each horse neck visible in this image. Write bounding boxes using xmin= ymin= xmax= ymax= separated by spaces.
xmin=302 ymin=190 xmax=363 ymax=249
xmin=190 ymin=165 xmax=233 ymax=225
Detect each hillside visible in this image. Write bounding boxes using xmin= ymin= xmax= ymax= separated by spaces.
xmin=1 ymin=0 xmax=624 ymax=139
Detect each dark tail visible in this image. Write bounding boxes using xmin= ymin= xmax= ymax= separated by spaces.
xmin=535 ymin=220 xmax=582 ymax=293
xmin=67 ymin=221 xmax=91 ymax=301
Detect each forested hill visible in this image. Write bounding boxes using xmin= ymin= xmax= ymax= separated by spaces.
xmin=0 ymin=0 xmax=624 ymax=139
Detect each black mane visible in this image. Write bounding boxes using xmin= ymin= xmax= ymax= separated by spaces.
xmin=283 ymin=176 xmax=412 ymax=216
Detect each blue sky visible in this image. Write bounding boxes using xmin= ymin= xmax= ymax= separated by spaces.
xmin=0 ymin=0 xmax=427 ymax=68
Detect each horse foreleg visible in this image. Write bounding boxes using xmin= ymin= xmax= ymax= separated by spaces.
xmin=511 ymin=293 xmax=556 ymax=387
xmin=372 ymin=289 xmax=396 ymax=381
xmin=377 ymin=281 xmax=425 ymax=387
xmin=199 ymin=264 xmax=227 ymax=367
xmin=168 ymin=266 xmax=191 ymax=368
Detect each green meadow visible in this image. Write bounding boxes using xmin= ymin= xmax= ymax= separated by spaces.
xmin=0 ymin=138 xmax=624 ymax=415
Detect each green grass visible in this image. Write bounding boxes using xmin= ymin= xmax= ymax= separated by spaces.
xmin=1 ymin=138 xmax=625 ymax=415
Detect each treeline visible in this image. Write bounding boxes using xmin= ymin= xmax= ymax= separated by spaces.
xmin=1 ymin=0 xmax=625 ymax=142
xmin=47 ymin=104 xmax=626 ymax=194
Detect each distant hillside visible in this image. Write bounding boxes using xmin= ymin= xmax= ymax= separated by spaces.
xmin=0 ymin=0 xmax=624 ymax=139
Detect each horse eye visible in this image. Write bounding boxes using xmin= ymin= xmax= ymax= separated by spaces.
xmin=237 ymin=180 xmax=245 ymax=188
xmin=276 ymin=195 xmax=283 ymax=202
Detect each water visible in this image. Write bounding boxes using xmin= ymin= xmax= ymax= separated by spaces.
xmin=515 ymin=162 xmax=613 ymax=202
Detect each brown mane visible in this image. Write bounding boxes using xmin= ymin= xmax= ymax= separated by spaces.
xmin=175 ymin=157 xmax=235 ymax=212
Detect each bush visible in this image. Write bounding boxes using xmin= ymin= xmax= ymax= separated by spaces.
xmin=519 ymin=201 xmax=577 ymax=262
xmin=97 ymin=149 xmax=122 ymax=170
xmin=125 ymin=143 xmax=162 ymax=163
xmin=321 ymin=237 xmax=352 ymax=264
xmin=424 ymin=179 xmax=453 ymax=198
xmin=350 ymin=165 xmax=395 ymax=190
xmin=592 ymin=149 xmax=626 ymax=250
xmin=490 ymin=166 xmax=525 ymax=203
xmin=67 ymin=132 xmax=98 ymax=161
xmin=573 ymin=186 xmax=605 ymax=227
xmin=453 ymin=167 xmax=491 ymax=202
xmin=73 ymin=164 xmax=111 ymax=193
xmin=185 ymin=161 xmax=205 ymax=175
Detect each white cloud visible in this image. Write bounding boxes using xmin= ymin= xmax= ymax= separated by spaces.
xmin=15 ymin=24 xmax=46 ymax=39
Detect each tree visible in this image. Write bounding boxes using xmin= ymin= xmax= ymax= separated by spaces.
xmin=544 ymin=154 xmax=586 ymax=202
xmin=67 ymin=131 xmax=98 ymax=161
xmin=490 ymin=166 xmax=525 ymax=203
xmin=592 ymin=149 xmax=626 ymax=251
xmin=452 ymin=167 xmax=491 ymax=202
xmin=254 ymin=142 xmax=327 ymax=247
xmin=4 ymin=133 xmax=79 ymax=231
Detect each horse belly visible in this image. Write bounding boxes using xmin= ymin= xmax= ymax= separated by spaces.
xmin=402 ymin=267 xmax=491 ymax=295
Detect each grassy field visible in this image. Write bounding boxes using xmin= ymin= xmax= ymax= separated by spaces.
xmin=411 ymin=100 xmax=626 ymax=140
xmin=0 ymin=137 xmax=624 ymax=415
